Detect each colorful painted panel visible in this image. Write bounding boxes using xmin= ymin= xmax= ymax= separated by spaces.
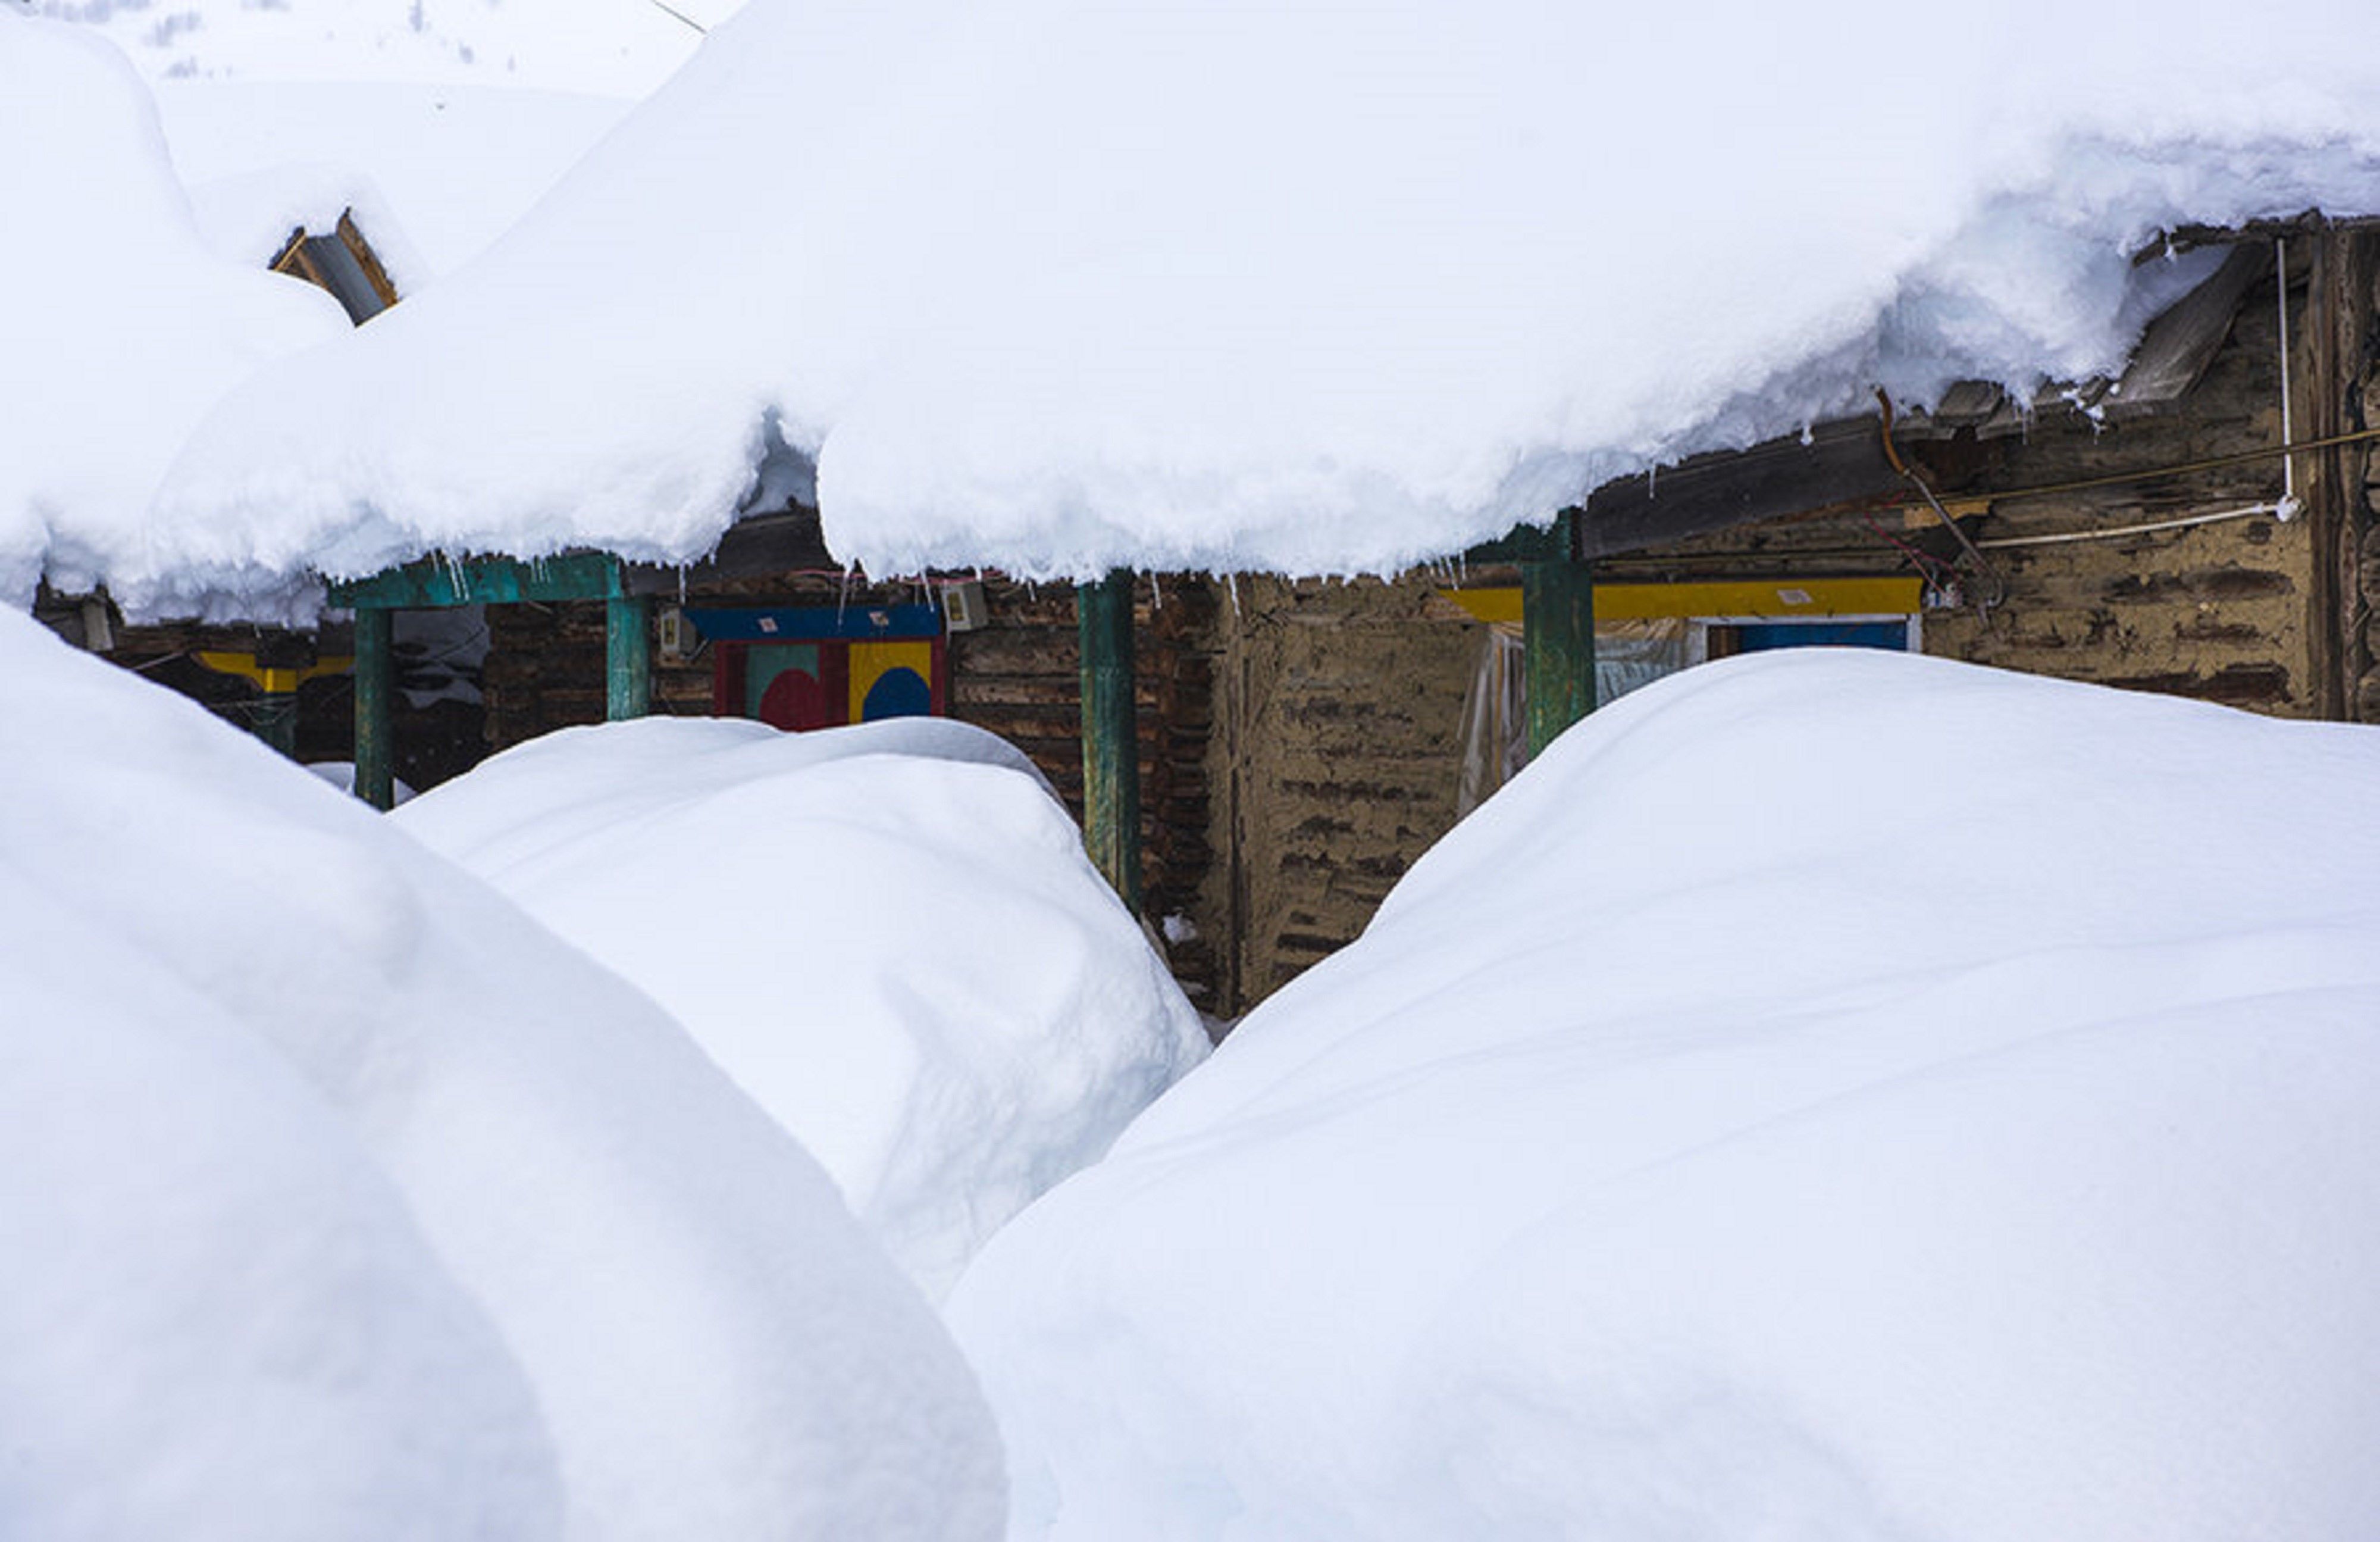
xmin=707 ymin=619 xmax=945 ymax=731
xmin=849 ymin=640 xmax=937 ymax=722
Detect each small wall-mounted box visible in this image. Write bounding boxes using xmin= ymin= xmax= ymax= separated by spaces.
xmin=940 ymin=580 xmax=989 ymax=633
xmin=656 ymin=604 xmax=694 ymax=662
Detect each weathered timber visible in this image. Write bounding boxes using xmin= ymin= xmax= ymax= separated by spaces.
xmin=622 ymin=507 xmax=839 ymax=593
xmin=1573 ymin=417 xmax=1911 ymax=561
xmin=1522 ymin=520 xmax=1595 ymax=757
xmin=1078 ymin=573 xmax=1142 ymax=912
xmin=354 ymin=608 xmax=396 ymax=810
xmin=2110 ymin=240 xmax=2271 ymax=417
xmin=331 ymin=551 xmax=624 ymax=609
xmin=606 ymin=595 xmax=653 ymax=720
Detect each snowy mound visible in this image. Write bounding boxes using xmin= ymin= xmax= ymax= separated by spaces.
xmin=162 ymin=81 xmax=638 ymax=282
xmin=145 ymin=0 xmax=2380 ymax=610
xmin=947 ymin=652 xmax=2380 ymax=1540
xmin=0 ymin=15 xmax=346 ymax=610
xmin=393 ymin=715 xmax=1208 ymax=1297
xmin=0 ymin=608 xmax=1001 ymax=1540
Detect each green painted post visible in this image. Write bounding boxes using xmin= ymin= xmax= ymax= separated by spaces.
xmin=1522 ymin=515 xmax=1596 ymax=759
xmin=353 ymin=607 xmax=396 ymax=810
xmin=253 ymin=691 xmax=299 ymax=759
xmin=1077 ymin=571 xmax=1142 ymax=913
xmin=606 ymin=594 xmax=652 ymax=721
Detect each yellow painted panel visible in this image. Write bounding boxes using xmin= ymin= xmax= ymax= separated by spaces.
xmin=1442 ymin=577 xmax=1922 ymax=625
xmin=196 ymin=651 xmax=355 ymax=692
xmin=848 ymin=640 xmax=935 ymax=718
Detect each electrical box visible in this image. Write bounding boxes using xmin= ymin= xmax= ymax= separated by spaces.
xmin=657 ymin=604 xmax=693 ymax=662
xmin=940 ymin=580 xmax=989 ymax=634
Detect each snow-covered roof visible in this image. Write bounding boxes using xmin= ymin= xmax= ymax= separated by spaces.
xmin=34 ymin=1 xmax=2380 ymax=618
xmin=161 ymin=81 xmax=640 ymax=286
xmin=0 ymin=15 xmax=350 ymax=609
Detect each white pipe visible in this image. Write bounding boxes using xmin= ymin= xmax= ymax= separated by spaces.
xmin=2277 ymin=235 xmax=2300 ymax=518
xmin=1976 ymin=502 xmax=2283 ymax=549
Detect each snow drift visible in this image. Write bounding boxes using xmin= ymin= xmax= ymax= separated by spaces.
xmin=947 ymin=650 xmax=2380 ymax=1540
xmin=0 ymin=606 xmax=1002 ymax=1540
xmin=393 ymin=715 xmax=1209 ymax=1297
xmin=142 ymin=0 xmax=2380 ymax=616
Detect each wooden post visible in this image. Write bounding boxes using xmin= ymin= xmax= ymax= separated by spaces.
xmin=1077 ymin=571 xmax=1141 ymax=912
xmin=1522 ymin=514 xmax=1596 ymax=758
xmin=606 ymin=593 xmax=653 ymax=721
xmin=353 ymin=607 xmax=396 ymax=810
xmin=253 ymin=690 xmax=299 ymax=759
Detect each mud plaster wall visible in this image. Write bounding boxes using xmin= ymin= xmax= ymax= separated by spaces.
xmin=1195 ymin=576 xmax=1482 ymax=1015
xmin=1608 ymin=243 xmax=2328 ymax=717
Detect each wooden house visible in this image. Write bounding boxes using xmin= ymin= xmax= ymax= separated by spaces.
xmin=298 ymin=220 xmax=2380 ymax=1017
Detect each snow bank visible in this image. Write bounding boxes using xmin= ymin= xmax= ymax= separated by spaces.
xmin=145 ymin=0 xmax=2380 ymax=610
xmin=0 ymin=606 xmax=1002 ymax=1539
xmin=393 ymin=715 xmax=1208 ymax=1297
xmin=0 ymin=15 xmax=346 ymax=609
xmin=947 ymin=651 xmax=2380 ymax=1540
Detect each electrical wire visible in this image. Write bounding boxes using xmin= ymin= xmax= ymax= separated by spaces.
xmin=1876 ymin=390 xmax=2007 ymax=611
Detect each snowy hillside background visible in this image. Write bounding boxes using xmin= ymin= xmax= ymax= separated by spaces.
xmin=17 ymin=0 xmax=737 ymax=92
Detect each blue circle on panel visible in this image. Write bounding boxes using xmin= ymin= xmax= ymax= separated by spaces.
xmin=862 ymin=667 xmax=932 ymax=720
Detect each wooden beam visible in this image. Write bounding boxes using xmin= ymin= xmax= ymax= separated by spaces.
xmin=353 ymin=608 xmax=396 ymax=810
xmin=1574 ymin=417 xmax=1908 ymax=560
xmin=606 ymin=595 xmax=653 ymax=720
xmin=2109 ymin=240 xmax=2271 ymax=418
xmin=1523 ymin=517 xmax=1596 ymax=758
xmin=1077 ymin=572 xmax=1141 ymax=912
xmin=624 ymin=507 xmax=840 ymax=593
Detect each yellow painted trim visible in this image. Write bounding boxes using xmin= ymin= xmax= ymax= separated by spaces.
xmin=1442 ymin=577 xmax=1922 ymax=625
xmin=195 ymin=652 xmax=355 ymax=694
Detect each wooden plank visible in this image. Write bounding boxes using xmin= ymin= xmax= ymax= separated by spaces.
xmin=354 ymin=608 xmax=396 ymax=810
xmin=1931 ymin=380 xmax=2006 ymax=427
xmin=624 ymin=507 xmax=840 ymax=593
xmin=330 ymin=551 xmax=624 ymax=609
xmin=2109 ymin=240 xmax=2271 ymax=417
xmin=1078 ymin=573 xmax=1142 ymax=912
xmin=1573 ymin=417 xmax=1907 ymax=559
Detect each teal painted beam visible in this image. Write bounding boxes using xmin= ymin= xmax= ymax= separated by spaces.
xmin=1522 ymin=516 xmax=1596 ymax=759
xmin=1076 ymin=572 xmax=1141 ymax=913
xmin=330 ymin=551 xmax=625 ymax=610
xmin=353 ymin=608 xmax=396 ymax=810
xmin=606 ymin=594 xmax=653 ymax=721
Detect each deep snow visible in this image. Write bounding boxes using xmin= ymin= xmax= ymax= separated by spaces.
xmin=0 ymin=15 xmax=349 ymax=611
xmin=0 ymin=605 xmax=1003 ymax=1540
xmin=392 ymin=715 xmax=1209 ymax=1297
xmin=947 ymin=650 xmax=2380 ymax=1540
xmin=133 ymin=0 xmax=2380 ymax=617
